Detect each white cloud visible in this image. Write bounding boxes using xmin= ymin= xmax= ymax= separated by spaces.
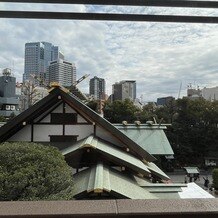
xmin=0 ymin=3 xmax=218 ymax=101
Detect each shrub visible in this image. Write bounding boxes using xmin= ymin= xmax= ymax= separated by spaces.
xmin=212 ymin=168 xmax=218 ymax=190
xmin=0 ymin=142 xmax=74 ymax=201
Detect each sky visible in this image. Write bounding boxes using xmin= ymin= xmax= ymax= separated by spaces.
xmin=0 ymin=2 xmax=218 ymax=102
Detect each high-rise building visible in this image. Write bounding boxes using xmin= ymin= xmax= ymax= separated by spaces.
xmin=48 ymin=59 xmax=76 ymax=87
xmin=112 ymin=80 xmax=136 ymax=101
xmin=23 ymin=42 xmax=64 ymax=84
xmin=202 ymin=86 xmax=218 ymax=102
xmin=89 ymin=76 xmax=106 ymax=100
xmin=157 ymin=96 xmax=175 ymax=106
xmin=0 ymin=68 xmax=20 ymax=118
xmin=187 ymin=85 xmax=218 ymax=102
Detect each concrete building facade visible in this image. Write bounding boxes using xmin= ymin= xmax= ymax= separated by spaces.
xmin=157 ymin=96 xmax=175 ymax=106
xmin=187 ymin=86 xmax=218 ymax=102
xmin=202 ymin=86 xmax=218 ymax=102
xmin=89 ymin=76 xmax=106 ymax=100
xmin=187 ymin=87 xmax=202 ymax=99
xmin=48 ymin=59 xmax=76 ymax=87
xmin=0 ymin=68 xmax=20 ymax=117
xmin=23 ymin=42 xmax=64 ymax=84
xmin=112 ymin=80 xmax=136 ymax=101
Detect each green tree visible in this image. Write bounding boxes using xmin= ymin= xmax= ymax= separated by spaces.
xmin=86 ymin=100 xmax=98 ymax=112
xmin=104 ymin=99 xmax=140 ymax=123
xmin=8 ymin=112 xmax=16 ymax=121
xmin=155 ymin=99 xmax=177 ymax=123
xmin=0 ymin=115 xmax=6 ymax=122
xmin=168 ymin=98 xmax=218 ymax=167
xmin=212 ymin=168 xmax=218 ymax=190
xmin=139 ymin=103 xmax=157 ymax=122
xmin=0 ymin=142 xmax=74 ymax=201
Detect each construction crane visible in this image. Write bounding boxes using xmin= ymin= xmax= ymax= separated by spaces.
xmin=178 ymin=82 xmax=182 ymax=99
xmin=30 ymin=73 xmax=90 ymax=101
xmin=73 ymin=74 xmax=90 ymax=86
xmin=30 ymin=73 xmax=90 ymax=88
xmin=67 ymin=74 xmax=90 ymax=101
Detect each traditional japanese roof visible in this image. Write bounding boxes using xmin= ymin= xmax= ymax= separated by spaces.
xmin=184 ymin=167 xmax=200 ymax=174
xmin=73 ymin=162 xmax=157 ymax=199
xmin=0 ymin=85 xmax=185 ymax=199
xmin=179 ymin=182 xmax=214 ymax=199
xmin=61 ymin=135 xmax=169 ymax=180
xmin=0 ymin=87 xmax=155 ymax=162
xmin=114 ymin=124 xmax=174 ymax=156
xmin=0 ymin=122 xmax=5 ymax=127
xmin=134 ymin=177 xmax=185 ymax=192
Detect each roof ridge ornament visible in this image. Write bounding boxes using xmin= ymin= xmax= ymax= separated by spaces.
xmin=48 ymin=82 xmax=70 ymax=94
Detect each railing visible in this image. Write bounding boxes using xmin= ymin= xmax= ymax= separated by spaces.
xmin=1 ymin=0 xmax=218 ymax=23
xmin=0 ymin=199 xmax=218 ymax=217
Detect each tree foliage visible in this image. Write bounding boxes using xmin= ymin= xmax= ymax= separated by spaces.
xmin=101 ymin=97 xmax=218 ymax=167
xmin=169 ymin=98 xmax=218 ymax=166
xmin=0 ymin=142 xmax=74 ymax=201
xmin=212 ymin=168 xmax=218 ymax=190
xmin=103 ymin=99 xmax=140 ymax=123
xmin=86 ymin=100 xmax=98 ymax=111
xmin=0 ymin=115 xmax=6 ymax=122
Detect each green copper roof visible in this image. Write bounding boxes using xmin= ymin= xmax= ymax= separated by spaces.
xmin=114 ymin=124 xmax=174 ymax=156
xmin=62 ymin=135 xmax=151 ymax=176
xmin=62 ymin=135 xmax=169 ymax=180
xmin=133 ymin=175 xmax=186 ymax=193
xmin=184 ymin=167 xmax=200 ymax=174
xmin=73 ymin=162 xmax=157 ymax=199
xmin=146 ymin=162 xmax=170 ymax=180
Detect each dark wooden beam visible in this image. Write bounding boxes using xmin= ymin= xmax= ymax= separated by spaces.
xmin=1 ymin=11 xmax=218 ymax=23
xmin=1 ymin=0 xmax=218 ymax=9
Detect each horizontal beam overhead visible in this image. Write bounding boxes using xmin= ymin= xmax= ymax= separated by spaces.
xmin=1 ymin=0 xmax=218 ymax=9
xmin=1 ymin=11 xmax=218 ymax=23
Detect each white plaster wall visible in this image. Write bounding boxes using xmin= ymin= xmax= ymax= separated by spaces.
xmin=65 ymin=125 xmax=93 ymax=140
xmin=77 ymin=115 xmax=88 ymax=123
xmin=96 ymin=125 xmax=122 ymax=146
xmin=39 ymin=114 xmax=51 ymax=123
xmin=8 ymin=125 xmax=31 ymax=141
xmin=65 ymin=103 xmax=76 ymax=113
xmin=52 ymin=104 xmax=63 ymax=113
xmin=33 ymin=125 xmax=62 ymax=141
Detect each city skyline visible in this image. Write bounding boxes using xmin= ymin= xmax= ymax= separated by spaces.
xmin=0 ymin=2 xmax=218 ymax=101
xmin=24 ymin=42 xmax=63 ymax=83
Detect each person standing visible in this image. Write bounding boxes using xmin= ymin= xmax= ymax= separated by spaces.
xmin=203 ymin=176 xmax=209 ymax=189
xmin=184 ymin=175 xmax=188 ymax=183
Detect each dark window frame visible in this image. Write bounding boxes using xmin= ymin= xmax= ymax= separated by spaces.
xmin=50 ymin=135 xmax=78 ymax=142
xmin=51 ymin=113 xmax=77 ymax=124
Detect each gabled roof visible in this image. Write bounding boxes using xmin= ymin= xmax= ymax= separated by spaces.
xmin=73 ymin=162 xmax=157 ymax=199
xmin=0 ymin=90 xmax=60 ymax=142
xmin=0 ymin=87 xmax=155 ymax=162
xmin=184 ymin=167 xmax=199 ymax=174
xmin=114 ymin=124 xmax=174 ymax=156
xmin=62 ymin=134 xmax=169 ymax=180
xmin=61 ymin=135 xmax=169 ymax=180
